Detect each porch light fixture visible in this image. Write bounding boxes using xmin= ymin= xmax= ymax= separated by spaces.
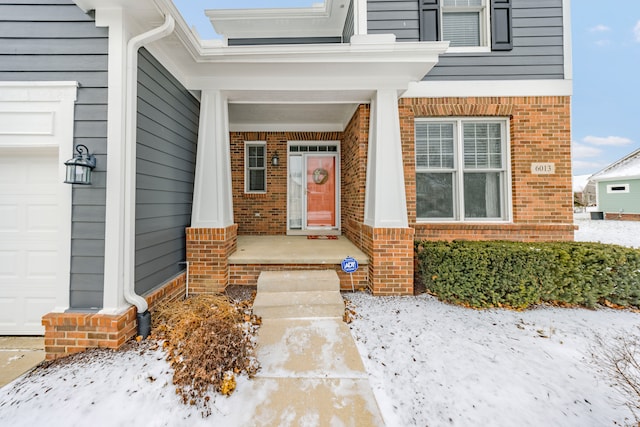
xmin=64 ymin=144 xmax=96 ymax=185
xmin=271 ymin=151 xmax=280 ymax=167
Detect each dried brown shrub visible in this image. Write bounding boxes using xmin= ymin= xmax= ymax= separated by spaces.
xmin=592 ymin=328 xmax=640 ymax=425
xmin=151 ymin=294 xmax=260 ymax=415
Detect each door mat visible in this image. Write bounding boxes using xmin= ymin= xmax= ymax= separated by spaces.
xmin=307 ymin=235 xmax=338 ymax=240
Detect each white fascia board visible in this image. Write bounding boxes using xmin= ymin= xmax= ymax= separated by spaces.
xmin=403 ymin=79 xmax=573 ymax=98
xmin=193 ymin=40 xmax=448 ymax=62
xmin=184 ymin=41 xmax=449 ymax=91
xmin=592 ymin=175 xmax=640 ymax=182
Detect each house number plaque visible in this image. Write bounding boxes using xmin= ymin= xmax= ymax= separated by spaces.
xmin=531 ymin=163 xmax=555 ymax=175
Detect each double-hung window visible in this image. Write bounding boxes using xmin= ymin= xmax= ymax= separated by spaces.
xmin=415 ymin=119 xmax=510 ymax=221
xmin=442 ymin=0 xmax=488 ymax=47
xmin=245 ymin=142 xmax=266 ymax=193
xmin=419 ymin=0 xmax=513 ymax=51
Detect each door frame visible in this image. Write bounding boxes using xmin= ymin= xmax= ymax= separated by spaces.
xmin=286 ymin=141 xmax=341 ymax=235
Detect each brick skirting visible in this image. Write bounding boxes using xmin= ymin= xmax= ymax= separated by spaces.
xmin=413 ymin=223 xmax=576 ymax=242
xmin=229 ymin=264 xmax=368 ymax=291
xmin=42 ymin=272 xmax=186 ymax=360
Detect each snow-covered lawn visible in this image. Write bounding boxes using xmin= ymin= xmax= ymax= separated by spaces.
xmin=346 ymin=293 xmax=638 ymax=426
xmin=0 ymin=217 xmax=638 ymax=426
xmin=575 ymin=216 xmax=640 ymax=248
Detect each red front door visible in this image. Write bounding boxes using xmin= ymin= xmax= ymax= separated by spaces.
xmin=306 ymin=155 xmax=336 ymax=228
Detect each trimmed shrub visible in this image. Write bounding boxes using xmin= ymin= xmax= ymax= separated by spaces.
xmin=416 ymin=241 xmax=640 ymax=309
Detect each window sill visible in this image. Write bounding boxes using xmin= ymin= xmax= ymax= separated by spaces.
xmin=243 ymin=192 xmax=268 ymax=198
xmin=415 ymin=220 xmax=512 ymax=225
xmin=445 ymin=46 xmax=491 ymax=54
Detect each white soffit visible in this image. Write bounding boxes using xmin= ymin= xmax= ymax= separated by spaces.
xmin=206 ymin=0 xmax=351 ymax=39
xmin=228 ymin=103 xmax=358 ymax=132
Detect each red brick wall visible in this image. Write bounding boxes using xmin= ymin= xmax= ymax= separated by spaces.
xmin=399 ymin=96 xmax=574 ymax=242
xmin=186 ymin=225 xmax=238 ymax=294
xmin=42 ymin=273 xmax=187 ymax=360
xmin=230 ymin=132 xmax=342 ymax=235
xmin=229 ymin=264 xmax=368 ymax=291
xmin=359 ymin=225 xmax=415 ymax=295
xmin=341 ymin=105 xmax=370 ymax=246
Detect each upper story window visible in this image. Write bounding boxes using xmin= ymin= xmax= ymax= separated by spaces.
xmin=415 ymin=118 xmax=511 ymax=221
xmin=420 ymin=0 xmax=513 ymax=51
xmin=442 ymin=0 xmax=488 ymax=47
xmin=245 ymin=142 xmax=267 ymax=193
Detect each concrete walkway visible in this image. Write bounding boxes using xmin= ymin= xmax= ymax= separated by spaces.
xmin=0 ymin=337 xmax=44 ymax=387
xmin=249 ymin=270 xmax=385 ymax=426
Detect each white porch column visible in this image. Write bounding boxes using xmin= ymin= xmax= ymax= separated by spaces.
xmin=191 ymin=90 xmax=234 ymax=227
xmin=364 ymin=89 xmax=408 ymax=228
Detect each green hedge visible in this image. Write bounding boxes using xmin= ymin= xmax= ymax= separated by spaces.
xmin=415 ymin=241 xmax=640 ymax=309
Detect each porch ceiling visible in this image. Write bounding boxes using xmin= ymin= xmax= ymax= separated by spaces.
xmin=228 ymin=103 xmax=359 ymax=132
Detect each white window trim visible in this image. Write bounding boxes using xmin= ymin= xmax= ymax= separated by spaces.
xmin=244 ymin=141 xmax=267 ymax=193
xmin=415 ymin=117 xmax=512 ymax=223
xmin=606 ymin=183 xmax=630 ymax=194
xmin=441 ymin=0 xmax=491 ymax=50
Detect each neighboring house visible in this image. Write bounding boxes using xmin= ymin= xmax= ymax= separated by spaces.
xmin=589 ymin=149 xmax=640 ymax=221
xmin=0 ymin=0 xmax=573 ymax=357
xmin=573 ymin=174 xmax=596 ymax=207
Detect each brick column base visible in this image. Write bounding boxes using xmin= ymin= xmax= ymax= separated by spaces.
xmin=186 ymin=224 xmax=238 ymax=294
xmin=364 ymin=226 xmax=415 ymax=295
xmin=42 ymin=272 xmax=186 ymax=360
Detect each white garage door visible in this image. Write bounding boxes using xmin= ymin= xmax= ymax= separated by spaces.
xmin=0 ymin=148 xmax=59 ymax=334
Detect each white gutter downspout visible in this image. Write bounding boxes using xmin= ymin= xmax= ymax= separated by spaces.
xmin=123 ymin=15 xmax=175 ymax=336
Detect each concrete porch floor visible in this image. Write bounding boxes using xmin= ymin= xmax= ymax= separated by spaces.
xmin=229 ymin=235 xmax=369 ymax=265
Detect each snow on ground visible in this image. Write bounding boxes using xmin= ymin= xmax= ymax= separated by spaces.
xmin=0 ymin=218 xmax=638 ymax=426
xmin=346 ymin=293 xmax=638 ymax=427
xmin=575 ymin=216 xmax=640 ymax=248
xmin=0 ymin=343 xmax=266 ymax=427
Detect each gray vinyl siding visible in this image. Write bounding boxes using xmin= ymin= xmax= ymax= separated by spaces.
xmin=135 ymin=48 xmax=199 ymax=296
xmin=0 ymin=0 xmax=108 ymax=309
xmin=342 ymin=0 xmax=355 ymax=42
xmin=367 ymin=0 xmax=565 ymax=80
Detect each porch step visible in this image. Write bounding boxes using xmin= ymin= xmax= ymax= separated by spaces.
xmin=253 ymin=271 xmax=344 ymax=320
xmin=257 ymin=270 xmax=339 ymax=293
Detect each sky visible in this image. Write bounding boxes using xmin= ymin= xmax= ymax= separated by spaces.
xmin=173 ymin=0 xmax=640 ymax=177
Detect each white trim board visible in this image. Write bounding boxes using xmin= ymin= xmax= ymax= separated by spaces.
xmin=403 ymin=80 xmax=573 ymax=98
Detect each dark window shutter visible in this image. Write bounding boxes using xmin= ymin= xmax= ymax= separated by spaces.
xmin=419 ymin=0 xmax=440 ymax=42
xmin=491 ymin=0 xmax=513 ymax=51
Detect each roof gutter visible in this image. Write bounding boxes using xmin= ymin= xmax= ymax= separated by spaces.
xmin=123 ymin=14 xmax=175 ymax=337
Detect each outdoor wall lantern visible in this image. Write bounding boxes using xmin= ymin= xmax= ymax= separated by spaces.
xmin=271 ymin=151 xmax=280 ymax=167
xmin=64 ymin=144 xmax=96 ymax=185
